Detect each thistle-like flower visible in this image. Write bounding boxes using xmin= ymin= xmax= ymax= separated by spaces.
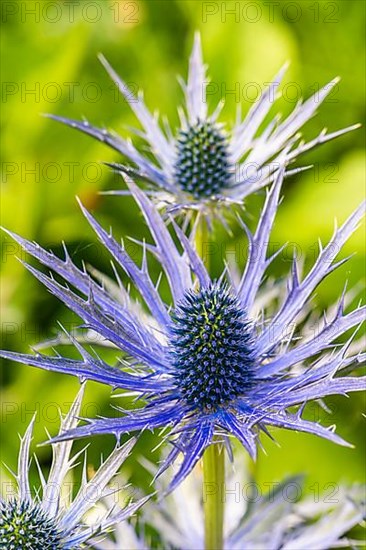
xmin=143 ymin=461 xmax=365 ymax=550
xmin=0 ymin=386 xmax=146 ymax=549
xmin=46 ymin=33 xmax=359 ymax=220
xmin=1 ymin=170 xmax=365 ymax=491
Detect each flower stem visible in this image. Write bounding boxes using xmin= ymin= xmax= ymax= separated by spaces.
xmin=203 ymin=443 xmax=225 ymax=549
xmin=195 ymin=215 xmax=209 ymax=265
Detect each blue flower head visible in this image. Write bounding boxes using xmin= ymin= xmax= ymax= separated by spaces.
xmin=0 ymin=386 xmax=146 ymax=549
xmin=1 ymin=170 xmax=365 ymax=491
xmin=46 ymin=34 xmax=359 ymax=220
xmin=170 ymin=283 xmax=256 ymax=411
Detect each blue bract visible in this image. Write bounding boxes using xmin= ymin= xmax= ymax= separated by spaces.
xmin=1 ymin=170 xmax=365 ymax=491
xmin=46 ymin=33 xmax=359 ymax=220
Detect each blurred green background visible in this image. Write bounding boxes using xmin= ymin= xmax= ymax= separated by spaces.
xmin=1 ymin=0 xmax=365 ymax=509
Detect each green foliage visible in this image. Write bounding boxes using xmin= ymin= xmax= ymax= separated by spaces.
xmin=1 ymin=0 xmax=365 ymax=493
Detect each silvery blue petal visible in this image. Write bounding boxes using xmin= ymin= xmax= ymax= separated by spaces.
xmin=17 ymin=414 xmax=36 ymax=503
xmin=168 ymin=422 xmax=214 ymax=492
xmin=185 ymin=32 xmax=208 ymax=124
xmin=98 ymin=54 xmax=175 ymax=174
xmin=230 ymin=64 xmax=288 ymax=163
xmin=238 ymin=167 xmax=284 ymax=310
xmin=77 ymin=198 xmax=171 ymax=327
xmin=45 ymin=114 xmax=170 ymax=189
xmin=256 ymin=201 xmax=366 ymax=354
xmin=59 ymin=438 xmax=135 ymax=534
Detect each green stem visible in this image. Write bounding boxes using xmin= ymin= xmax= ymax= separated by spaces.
xmin=195 ymin=216 xmax=209 ymax=266
xmin=203 ymin=443 xmax=225 ymax=550
xmin=194 ymin=217 xmax=225 ymax=549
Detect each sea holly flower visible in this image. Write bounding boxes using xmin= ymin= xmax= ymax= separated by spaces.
xmin=1 ymin=170 xmax=365 ymax=491
xmin=46 ymin=33 xmax=359 ymax=220
xmin=142 ymin=460 xmax=365 ymax=550
xmin=0 ymin=386 xmax=147 ymax=549
xmin=94 ymin=461 xmax=366 ymax=550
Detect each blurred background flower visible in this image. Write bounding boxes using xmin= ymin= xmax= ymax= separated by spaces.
xmin=46 ymin=33 xmax=357 ymax=223
xmin=1 ymin=0 xmax=365 ymax=528
xmin=0 ymin=386 xmax=146 ymax=548
xmin=141 ymin=455 xmax=365 ymax=550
